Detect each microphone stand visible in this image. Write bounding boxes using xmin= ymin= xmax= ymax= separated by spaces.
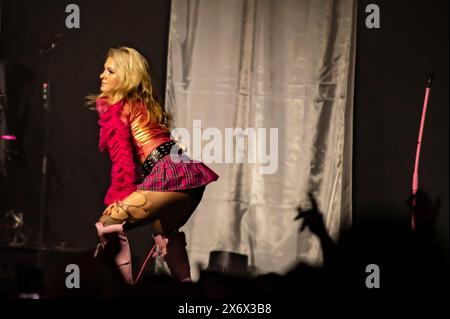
xmin=37 ymin=35 xmax=61 ymax=267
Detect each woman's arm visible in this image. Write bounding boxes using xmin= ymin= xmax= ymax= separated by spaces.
xmin=97 ymin=100 xmax=137 ymax=205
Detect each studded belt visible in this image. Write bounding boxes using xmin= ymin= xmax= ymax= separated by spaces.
xmin=137 ymin=140 xmax=181 ymax=183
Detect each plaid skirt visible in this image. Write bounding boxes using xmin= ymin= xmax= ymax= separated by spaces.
xmin=136 ymin=153 xmax=219 ymax=191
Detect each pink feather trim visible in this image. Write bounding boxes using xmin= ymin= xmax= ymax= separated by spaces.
xmin=96 ymin=98 xmax=137 ymax=205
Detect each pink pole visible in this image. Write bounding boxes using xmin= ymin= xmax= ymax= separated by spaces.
xmin=411 ymin=75 xmax=432 ymax=230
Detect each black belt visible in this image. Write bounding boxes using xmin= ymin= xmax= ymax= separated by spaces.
xmin=137 ymin=140 xmax=181 ymax=184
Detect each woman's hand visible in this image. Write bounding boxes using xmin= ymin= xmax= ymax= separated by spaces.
xmin=98 ymin=201 xmax=121 ymax=225
xmin=101 ymin=201 xmax=120 ymax=216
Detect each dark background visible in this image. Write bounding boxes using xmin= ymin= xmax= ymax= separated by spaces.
xmin=0 ymin=0 xmax=448 ymax=285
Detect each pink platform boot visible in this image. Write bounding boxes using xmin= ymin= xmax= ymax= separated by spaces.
xmin=94 ymin=222 xmax=133 ymax=285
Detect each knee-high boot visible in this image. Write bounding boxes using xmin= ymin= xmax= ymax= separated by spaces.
xmin=94 ymin=222 xmax=133 ymax=285
xmin=163 ymin=231 xmax=191 ymax=282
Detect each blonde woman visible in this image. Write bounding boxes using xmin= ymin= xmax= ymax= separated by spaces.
xmin=91 ymin=47 xmax=218 ymax=284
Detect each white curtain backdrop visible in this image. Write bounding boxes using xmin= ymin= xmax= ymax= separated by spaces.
xmin=164 ymin=0 xmax=356 ymax=278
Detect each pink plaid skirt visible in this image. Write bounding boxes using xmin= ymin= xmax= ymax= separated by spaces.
xmin=136 ymin=153 xmax=219 ymax=191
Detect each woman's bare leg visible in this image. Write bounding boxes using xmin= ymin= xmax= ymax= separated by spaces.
xmin=99 ymin=187 xmax=204 ymax=233
xmin=162 ymin=188 xmax=204 ymax=281
xmin=97 ymin=186 xmax=205 ymax=281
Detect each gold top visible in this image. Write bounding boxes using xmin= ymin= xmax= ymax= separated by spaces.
xmin=126 ymin=102 xmax=170 ymax=162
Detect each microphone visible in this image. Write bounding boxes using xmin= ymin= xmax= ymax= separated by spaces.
xmin=40 ymin=33 xmax=63 ymax=55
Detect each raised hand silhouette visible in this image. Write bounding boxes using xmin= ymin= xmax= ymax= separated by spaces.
xmin=295 ymin=192 xmax=328 ymax=238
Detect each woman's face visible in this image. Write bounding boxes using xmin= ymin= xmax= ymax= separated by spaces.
xmin=99 ymin=57 xmax=120 ymax=95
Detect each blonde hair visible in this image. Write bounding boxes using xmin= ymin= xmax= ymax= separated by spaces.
xmin=88 ymin=46 xmax=172 ymax=130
